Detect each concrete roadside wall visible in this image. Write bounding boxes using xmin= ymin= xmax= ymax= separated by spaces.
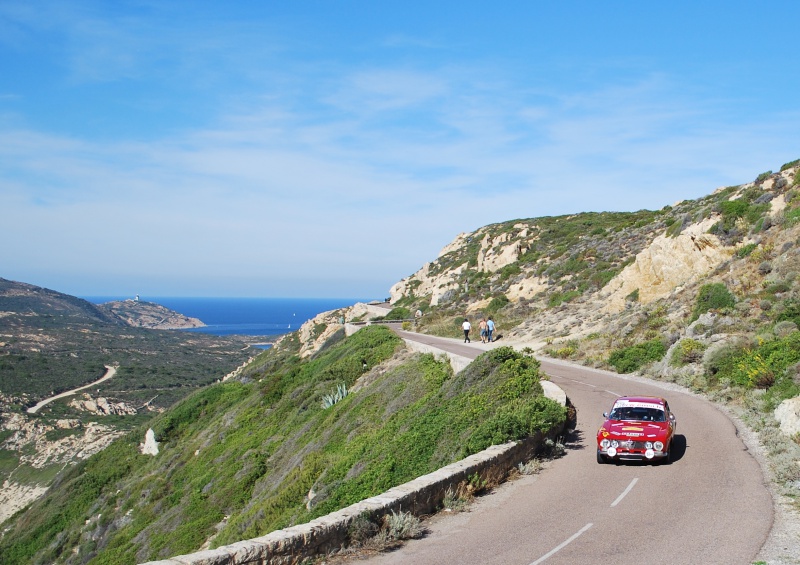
xmin=144 ymin=424 xmax=565 ymax=565
xmin=401 ymin=337 xmax=472 ymax=373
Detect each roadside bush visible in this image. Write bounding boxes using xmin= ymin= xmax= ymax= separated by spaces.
xmin=348 ymin=514 xmax=379 ymax=546
xmin=608 ymin=338 xmax=667 ymax=373
xmin=465 ymin=397 xmax=563 ymax=453
xmin=691 ymin=283 xmax=736 ymax=322
xmin=379 ymin=510 xmax=423 ymax=542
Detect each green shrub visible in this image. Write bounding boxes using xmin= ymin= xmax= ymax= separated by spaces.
xmin=498 ymin=264 xmax=521 ymax=281
xmin=776 ymin=299 xmax=800 ymax=326
xmin=670 ymin=339 xmax=706 ymax=367
xmin=691 ymin=283 xmax=736 ymax=322
xmin=548 ymin=290 xmax=581 ymax=307
xmin=755 ymin=171 xmax=773 ymax=183
xmin=486 ymin=295 xmax=510 ymax=313
xmin=383 ymin=307 xmax=412 ymax=320
xmin=736 ymin=243 xmax=758 ymax=258
xmin=608 ymin=338 xmax=667 ymax=373
xmin=714 ymin=333 xmax=800 ymax=394
xmin=780 ymin=159 xmax=800 ymax=172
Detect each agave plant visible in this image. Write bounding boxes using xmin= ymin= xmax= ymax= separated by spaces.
xmin=321 ymin=383 xmax=348 ymax=409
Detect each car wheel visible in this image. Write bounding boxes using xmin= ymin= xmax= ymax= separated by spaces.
xmin=597 ymin=451 xmax=606 ymax=464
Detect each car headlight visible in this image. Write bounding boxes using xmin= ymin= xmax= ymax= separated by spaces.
xmin=654 ymin=441 xmax=664 ymax=451
xmin=611 ymin=440 xmax=619 ymax=448
xmin=600 ymin=439 xmax=610 ymax=448
xmin=645 ymin=441 xmax=653 ymax=449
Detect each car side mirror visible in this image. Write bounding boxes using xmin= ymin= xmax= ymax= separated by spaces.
xmin=670 ymin=414 xmax=676 ymax=421
xmin=603 ymin=412 xmax=608 ymax=418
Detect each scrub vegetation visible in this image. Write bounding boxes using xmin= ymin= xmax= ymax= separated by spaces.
xmin=0 ymin=326 xmax=565 ymax=564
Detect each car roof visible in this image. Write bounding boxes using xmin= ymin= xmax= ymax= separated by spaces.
xmin=612 ymin=396 xmax=666 ymax=407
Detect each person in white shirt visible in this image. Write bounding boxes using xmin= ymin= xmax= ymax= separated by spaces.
xmin=462 ymin=318 xmax=471 ymax=343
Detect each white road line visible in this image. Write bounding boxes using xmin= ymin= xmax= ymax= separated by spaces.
xmin=529 ymin=523 xmax=593 ymax=565
xmin=611 ymin=478 xmax=639 ymax=507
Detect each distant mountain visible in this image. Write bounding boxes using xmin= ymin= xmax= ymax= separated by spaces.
xmin=0 ymin=277 xmax=122 ymax=327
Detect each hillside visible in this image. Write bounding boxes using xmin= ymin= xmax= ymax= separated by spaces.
xmin=2 ymin=159 xmax=800 ymax=563
xmin=0 ymin=280 xmax=253 ymax=523
xmin=97 ymin=299 xmax=205 ymax=330
xmin=0 ymin=327 xmax=564 ymax=564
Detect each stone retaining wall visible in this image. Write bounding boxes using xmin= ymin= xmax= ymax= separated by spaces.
xmin=144 ymin=421 xmax=565 ymax=565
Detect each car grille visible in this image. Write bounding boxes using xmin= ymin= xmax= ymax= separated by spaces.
xmin=614 ymin=440 xmax=647 ymax=451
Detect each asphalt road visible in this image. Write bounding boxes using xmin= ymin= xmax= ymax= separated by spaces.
xmin=363 ymin=332 xmax=772 ymax=565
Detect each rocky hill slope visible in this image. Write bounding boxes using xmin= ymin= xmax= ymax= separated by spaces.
xmin=97 ymin=299 xmax=204 ymax=329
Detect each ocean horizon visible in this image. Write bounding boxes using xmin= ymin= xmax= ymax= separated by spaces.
xmin=82 ymin=296 xmax=371 ymax=339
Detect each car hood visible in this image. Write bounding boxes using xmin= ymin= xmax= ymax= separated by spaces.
xmin=599 ymin=420 xmax=669 ymax=440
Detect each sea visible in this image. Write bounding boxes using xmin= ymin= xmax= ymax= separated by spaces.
xmin=82 ymin=297 xmax=369 ymax=345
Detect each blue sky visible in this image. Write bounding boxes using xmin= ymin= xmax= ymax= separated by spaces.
xmin=2 ymin=1 xmax=799 ymax=298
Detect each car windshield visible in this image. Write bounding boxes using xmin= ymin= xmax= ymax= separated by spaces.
xmin=609 ymin=406 xmax=665 ymax=422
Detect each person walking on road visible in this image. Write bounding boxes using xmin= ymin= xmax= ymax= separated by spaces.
xmin=479 ymin=318 xmax=488 ymax=343
xmin=486 ymin=317 xmax=495 ymax=342
xmin=462 ymin=318 xmax=472 ymax=343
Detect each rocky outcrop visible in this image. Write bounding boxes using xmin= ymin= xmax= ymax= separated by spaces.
xmin=69 ymin=394 xmax=138 ymax=415
xmin=600 ymin=217 xmax=733 ymax=313
xmin=0 ymin=413 xmax=123 ymax=523
xmin=99 ymin=300 xmax=205 ymax=329
xmin=775 ymin=397 xmax=800 ymax=438
xmin=477 ymin=226 xmax=530 ymax=273
xmin=282 ymin=303 xmax=371 ymax=358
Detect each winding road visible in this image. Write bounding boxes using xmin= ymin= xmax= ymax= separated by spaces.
xmin=26 ymin=364 xmax=117 ymax=414
xmin=365 ymin=331 xmax=772 ymax=565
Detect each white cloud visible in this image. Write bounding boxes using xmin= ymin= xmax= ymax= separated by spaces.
xmin=3 ymin=5 xmax=800 ymax=296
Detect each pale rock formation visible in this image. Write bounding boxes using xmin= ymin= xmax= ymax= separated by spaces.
xmin=391 ymin=226 xmax=533 ymax=306
xmin=771 ymin=193 xmax=788 ymax=215
xmin=601 ymin=217 xmax=733 ymax=313
xmin=775 ymin=397 xmax=800 ymax=438
xmin=477 ymin=232 xmax=528 ymax=273
xmin=390 ymin=261 xmax=466 ymax=306
xmin=0 ymin=413 xmax=122 ymax=522
xmin=0 ymin=481 xmax=48 ymax=523
xmin=141 ymin=428 xmax=159 ymax=456
xmin=69 ymin=394 xmax=137 ymax=416
xmin=437 ymin=232 xmax=471 ymax=258
xmin=506 ymin=273 xmax=548 ymax=302
xmin=292 ymin=302 xmax=373 ymax=358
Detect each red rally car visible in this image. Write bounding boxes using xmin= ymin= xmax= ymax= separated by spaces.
xmin=597 ymin=396 xmax=676 ymax=464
